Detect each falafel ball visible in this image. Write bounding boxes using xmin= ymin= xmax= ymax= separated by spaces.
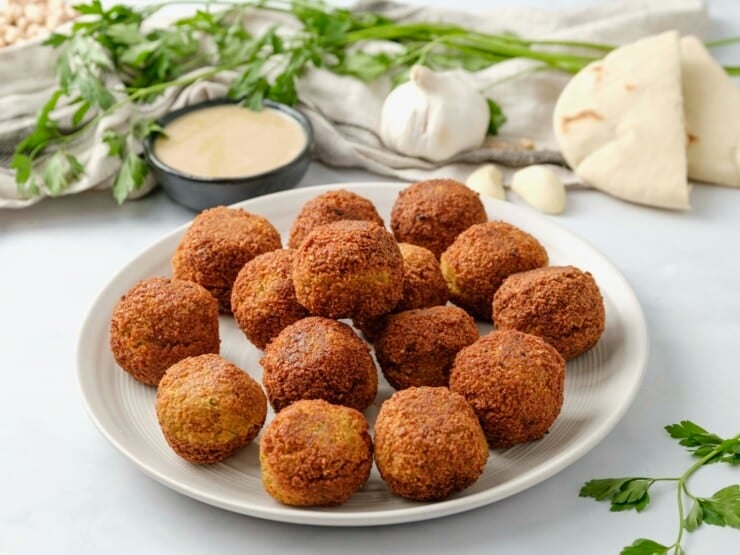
xmin=172 ymin=206 xmax=282 ymax=313
xmin=374 ymin=386 xmax=488 ymax=501
xmin=493 ymin=265 xmax=605 ymax=360
xmin=292 ymin=220 xmax=403 ymax=319
xmin=231 ymin=249 xmax=310 ymax=350
xmin=352 ymin=242 xmax=448 ymax=341
xmin=440 ymin=221 xmax=548 ymax=321
xmin=156 ymin=354 xmax=267 ymax=464
xmin=110 ymin=277 xmax=220 ymax=386
xmin=261 ymin=317 xmax=378 ymax=412
xmin=375 ymin=306 xmax=478 ymax=390
xmin=260 ymin=399 xmax=373 ymax=506
xmin=288 ymin=189 xmax=384 ymax=249
xmin=390 ymin=179 xmax=487 ymax=259
xmin=449 ymin=330 xmax=565 ymax=448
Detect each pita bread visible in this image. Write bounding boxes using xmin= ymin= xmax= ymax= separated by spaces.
xmin=553 ymin=31 xmax=690 ymax=209
xmin=681 ymin=36 xmax=740 ymax=188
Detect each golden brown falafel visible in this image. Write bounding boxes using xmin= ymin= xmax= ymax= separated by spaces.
xmin=172 ymin=206 xmax=282 ymax=312
xmin=231 ymin=249 xmax=310 ymax=350
xmin=292 ymin=220 xmax=403 ymax=319
xmin=440 ymin=221 xmax=548 ymax=321
xmin=374 ymin=386 xmax=488 ymax=501
xmin=352 ymin=242 xmax=448 ymax=341
xmin=375 ymin=306 xmax=478 ymax=390
xmin=109 ymin=277 xmax=220 ymax=386
xmin=260 ymin=317 xmax=378 ymax=412
xmin=156 ymin=354 xmax=267 ymax=464
xmin=288 ymin=189 xmax=385 ymax=249
xmin=260 ymin=399 xmax=373 ymax=506
xmin=390 ymin=179 xmax=487 ymax=259
xmin=449 ymin=330 xmax=565 ymax=449
xmin=493 ymin=265 xmax=605 ymax=360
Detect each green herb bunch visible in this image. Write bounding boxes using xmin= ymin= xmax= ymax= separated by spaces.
xmin=581 ymin=421 xmax=740 ymax=554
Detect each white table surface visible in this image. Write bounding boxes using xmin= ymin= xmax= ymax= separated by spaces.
xmin=2 ymin=1 xmax=739 ymax=553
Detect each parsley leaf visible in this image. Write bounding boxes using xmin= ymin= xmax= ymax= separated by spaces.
xmin=684 ymin=500 xmax=703 ymax=531
xmin=698 ymin=485 xmax=740 ymax=528
xmin=486 ymin=98 xmax=506 ymax=135
xmin=620 ymin=538 xmax=670 ymax=555
xmin=42 ymin=151 xmax=85 ymax=196
xmin=580 ymin=478 xmax=652 ymax=512
xmin=112 ymin=149 xmax=148 ymax=204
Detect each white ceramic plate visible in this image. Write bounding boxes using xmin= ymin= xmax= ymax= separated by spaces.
xmin=78 ymin=182 xmax=648 ymax=526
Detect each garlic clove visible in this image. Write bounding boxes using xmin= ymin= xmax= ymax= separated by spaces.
xmin=511 ymin=165 xmax=567 ymax=214
xmin=466 ymin=164 xmax=505 ymax=200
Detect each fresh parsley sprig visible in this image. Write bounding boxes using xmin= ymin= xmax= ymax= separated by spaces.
xmin=580 ymin=421 xmax=740 ymax=555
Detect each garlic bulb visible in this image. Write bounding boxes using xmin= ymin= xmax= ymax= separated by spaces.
xmin=466 ymin=164 xmax=505 ymax=200
xmin=380 ymin=65 xmax=489 ymax=162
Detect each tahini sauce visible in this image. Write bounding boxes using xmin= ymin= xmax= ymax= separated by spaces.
xmin=154 ymin=105 xmax=307 ymax=179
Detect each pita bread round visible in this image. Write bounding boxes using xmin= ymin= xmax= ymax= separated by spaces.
xmin=553 ymin=31 xmax=690 ymax=210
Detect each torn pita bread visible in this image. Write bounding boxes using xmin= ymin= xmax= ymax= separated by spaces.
xmin=553 ymin=31 xmax=690 ymax=209
xmin=681 ymin=36 xmax=740 ymax=188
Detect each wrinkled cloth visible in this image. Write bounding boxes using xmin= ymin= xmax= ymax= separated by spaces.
xmin=0 ymin=0 xmax=708 ymax=208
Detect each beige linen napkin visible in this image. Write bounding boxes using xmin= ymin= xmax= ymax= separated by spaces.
xmin=0 ymin=0 xmax=708 ymax=208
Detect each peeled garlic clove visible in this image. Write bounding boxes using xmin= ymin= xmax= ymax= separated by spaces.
xmin=380 ymin=65 xmax=489 ymax=162
xmin=466 ymin=164 xmax=505 ymax=200
xmin=511 ymin=165 xmax=567 ymax=214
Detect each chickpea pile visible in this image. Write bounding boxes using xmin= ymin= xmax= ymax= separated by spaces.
xmin=0 ymin=0 xmax=76 ymax=48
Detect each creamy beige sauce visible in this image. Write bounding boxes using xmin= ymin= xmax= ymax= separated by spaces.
xmin=154 ymin=105 xmax=307 ymax=179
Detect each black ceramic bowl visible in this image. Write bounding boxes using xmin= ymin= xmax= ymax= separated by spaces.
xmin=143 ymin=98 xmax=313 ymax=212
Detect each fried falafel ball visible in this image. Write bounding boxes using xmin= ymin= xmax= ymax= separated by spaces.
xmin=156 ymin=354 xmax=267 ymax=464
xmin=493 ymin=265 xmax=605 ymax=360
xmin=172 ymin=206 xmax=282 ymax=313
xmin=260 ymin=399 xmax=373 ymax=506
xmin=231 ymin=249 xmax=310 ymax=350
xmin=352 ymin=242 xmax=449 ymax=341
xmin=374 ymin=387 xmax=488 ymax=501
xmin=449 ymin=330 xmax=565 ymax=448
xmin=110 ymin=277 xmax=220 ymax=386
xmin=374 ymin=306 xmax=478 ymax=390
xmin=261 ymin=317 xmax=378 ymax=412
xmin=292 ymin=220 xmax=403 ymax=319
xmin=390 ymin=179 xmax=487 ymax=259
xmin=440 ymin=221 xmax=548 ymax=321
xmin=288 ymin=189 xmax=385 ymax=249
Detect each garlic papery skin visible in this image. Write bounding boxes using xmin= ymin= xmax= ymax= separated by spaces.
xmin=510 ymin=165 xmax=567 ymax=214
xmin=380 ymin=65 xmax=489 ymax=162
xmin=466 ymin=164 xmax=505 ymax=200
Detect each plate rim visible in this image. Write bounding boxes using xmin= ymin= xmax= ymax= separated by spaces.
xmin=77 ymin=181 xmax=649 ymax=526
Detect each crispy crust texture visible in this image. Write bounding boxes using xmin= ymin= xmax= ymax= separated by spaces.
xmin=352 ymin=242 xmax=448 ymax=342
xmin=288 ymin=189 xmax=385 ymax=249
xmin=390 ymin=179 xmax=487 ymax=259
xmin=493 ymin=265 xmax=605 ymax=360
xmin=374 ymin=387 xmax=488 ymax=501
xmin=375 ymin=306 xmax=478 ymax=390
xmin=156 ymin=354 xmax=267 ymax=464
xmin=231 ymin=249 xmax=310 ymax=350
xmin=171 ymin=206 xmax=282 ymax=313
xmin=259 ymin=399 xmax=373 ymax=506
xmin=449 ymin=330 xmax=565 ymax=449
xmin=440 ymin=221 xmax=548 ymax=321
xmin=292 ymin=220 xmax=403 ymax=319
xmin=109 ymin=277 xmax=220 ymax=386
xmin=261 ymin=317 xmax=378 ymax=412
